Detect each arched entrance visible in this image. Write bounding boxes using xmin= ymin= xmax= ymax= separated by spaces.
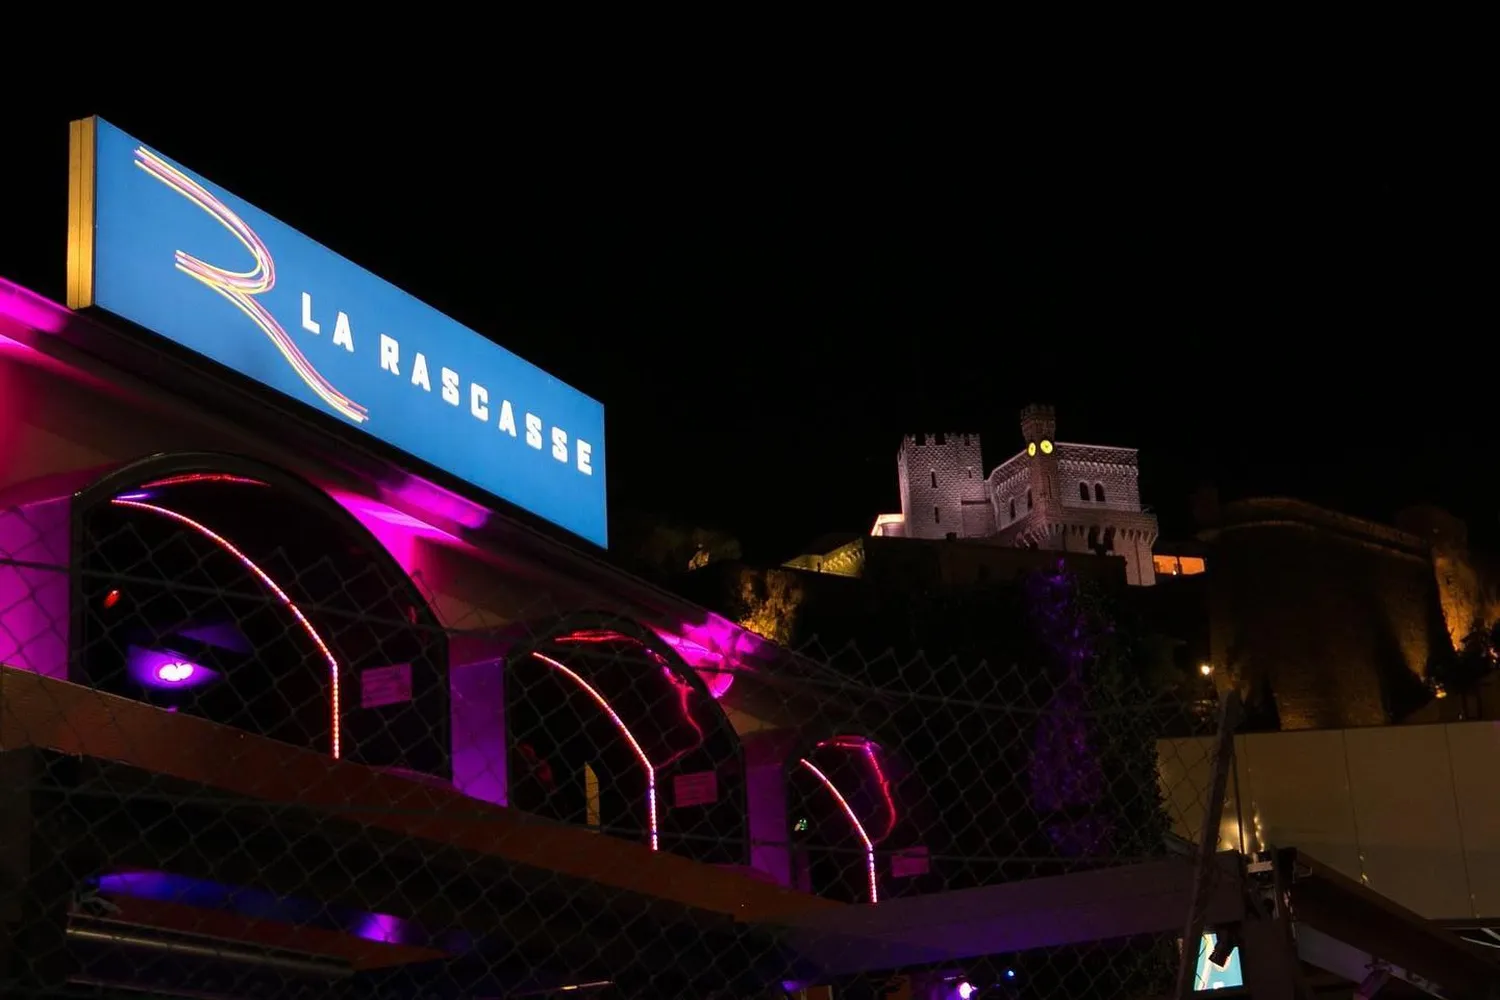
xmin=786 ymin=731 xmax=932 ymax=904
xmin=68 ymin=452 xmax=449 ymax=777
xmin=496 ymin=612 xmax=748 ymax=865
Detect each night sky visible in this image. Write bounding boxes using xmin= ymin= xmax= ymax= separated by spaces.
xmin=4 ymin=93 xmax=1491 ymax=560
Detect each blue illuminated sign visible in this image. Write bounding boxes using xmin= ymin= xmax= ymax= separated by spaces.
xmin=67 ymin=117 xmax=607 ymax=547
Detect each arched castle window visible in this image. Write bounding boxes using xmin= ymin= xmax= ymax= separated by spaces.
xmin=931 ymin=470 xmax=937 ymax=488
xmin=934 ymin=506 xmax=941 ymax=523
xmin=1009 ymin=499 xmax=1016 ymax=521
xmin=1079 ymin=482 xmax=1091 ymax=501
xmin=1026 ymin=489 xmax=1033 ymax=510
xmin=1094 ymin=482 xmax=1106 ymax=503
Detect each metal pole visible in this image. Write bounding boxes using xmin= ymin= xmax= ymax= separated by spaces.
xmin=1173 ymin=689 xmax=1242 ymax=1000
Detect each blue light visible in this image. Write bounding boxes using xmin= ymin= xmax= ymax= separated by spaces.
xmin=78 ymin=118 xmax=609 ymax=547
xmin=1194 ymin=933 xmax=1243 ymax=990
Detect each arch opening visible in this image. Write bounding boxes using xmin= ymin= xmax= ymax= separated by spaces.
xmin=501 ymin=616 xmax=748 ymax=864
xmin=787 ymin=733 xmax=931 ymax=904
xmin=70 ymin=453 xmax=449 ymax=778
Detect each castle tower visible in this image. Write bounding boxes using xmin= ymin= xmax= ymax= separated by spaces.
xmin=1018 ymin=403 xmax=1060 ymax=522
xmin=1019 ymin=403 xmax=1056 ymax=448
xmin=896 ymin=433 xmax=990 ymax=540
xmin=985 ymin=404 xmax=1160 ymax=585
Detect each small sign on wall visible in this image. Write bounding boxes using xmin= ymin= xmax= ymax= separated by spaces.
xmin=890 ymin=846 xmax=929 ymax=879
xmin=361 ymin=663 xmax=413 ymax=708
xmin=673 ymin=770 xmax=719 ymax=808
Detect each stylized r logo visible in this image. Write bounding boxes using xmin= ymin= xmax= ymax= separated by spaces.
xmin=134 ymin=146 xmax=369 ymax=424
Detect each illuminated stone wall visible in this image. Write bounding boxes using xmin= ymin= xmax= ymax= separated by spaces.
xmin=1396 ymin=505 xmax=1498 ymax=646
xmin=783 ymin=539 xmax=865 ymax=578
xmin=896 ymin=433 xmax=988 ymax=539
xmin=1202 ymin=498 xmax=1448 ymax=730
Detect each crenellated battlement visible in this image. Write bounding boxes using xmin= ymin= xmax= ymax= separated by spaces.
xmin=899 ymin=432 xmax=982 ymax=451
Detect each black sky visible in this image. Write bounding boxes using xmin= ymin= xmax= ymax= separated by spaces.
xmin=4 ymin=89 xmax=1492 ymax=559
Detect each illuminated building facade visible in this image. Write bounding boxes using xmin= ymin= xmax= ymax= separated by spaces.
xmin=0 ymin=117 xmax=941 ymax=993
xmin=874 ymin=404 xmax=1160 ymax=586
xmin=5 ymin=116 xmax=1478 ymax=999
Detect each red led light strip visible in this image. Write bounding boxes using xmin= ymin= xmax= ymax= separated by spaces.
xmin=799 ymin=757 xmax=879 ymax=904
xmin=140 ymin=473 xmax=268 ymax=488
xmin=531 ymin=650 xmax=659 ymax=851
xmin=111 ymin=499 xmax=345 ymax=758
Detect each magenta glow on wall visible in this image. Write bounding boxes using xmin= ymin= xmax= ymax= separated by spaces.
xmin=0 ymin=278 xmax=70 ymax=336
xmin=328 ymin=488 xmax=461 ymax=575
xmin=0 ymin=497 xmax=71 ymax=679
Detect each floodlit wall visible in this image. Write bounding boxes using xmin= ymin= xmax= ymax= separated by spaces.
xmin=1160 ymin=722 xmax=1500 ymax=919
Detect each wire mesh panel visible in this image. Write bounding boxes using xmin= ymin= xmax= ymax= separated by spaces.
xmin=1 ymin=489 xmax=1230 ymax=999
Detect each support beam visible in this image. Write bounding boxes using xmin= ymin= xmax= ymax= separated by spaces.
xmin=776 ymin=853 xmax=1245 ymax=978
xmin=1285 ymin=851 xmax=1500 ymax=999
xmin=1 ymin=746 xmax=787 ymax=995
xmin=1296 ymin=926 xmax=1440 ymax=999
xmin=0 ymin=665 xmax=835 ymax=922
xmin=1174 ymin=689 xmax=1242 ymax=999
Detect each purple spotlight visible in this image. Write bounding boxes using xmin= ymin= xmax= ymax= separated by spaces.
xmin=957 ymin=982 xmax=975 ymax=1000
xmin=156 ymin=661 xmax=196 ymax=684
xmin=126 ymin=646 xmax=218 ymax=691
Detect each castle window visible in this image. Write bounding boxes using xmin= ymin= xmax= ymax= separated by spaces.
xmin=1095 ymin=482 xmax=1106 ymax=503
xmin=1009 ymin=499 xmax=1016 ymax=520
xmin=1026 ymin=489 xmax=1033 ymax=510
xmin=931 ymin=470 xmax=938 ymax=488
xmin=1079 ymin=482 xmax=1091 ymax=501
xmin=934 ymin=506 xmax=941 ymax=523
xmin=967 ymin=467 xmax=973 ymax=479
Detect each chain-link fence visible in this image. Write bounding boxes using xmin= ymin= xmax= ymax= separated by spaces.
xmin=1 ymin=488 xmax=1236 ymax=999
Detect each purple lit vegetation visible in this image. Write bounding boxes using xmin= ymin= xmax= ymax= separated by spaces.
xmin=1025 ymin=562 xmax=1110 ymax=856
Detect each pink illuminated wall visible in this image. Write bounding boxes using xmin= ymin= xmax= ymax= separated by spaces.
xmin=328 ymin=489 xmax=456 ymax=580
xmin=0 ymin=496 xmax=70 ymax=678
xmin=449 ymin=655 xmax=508 ymax=808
